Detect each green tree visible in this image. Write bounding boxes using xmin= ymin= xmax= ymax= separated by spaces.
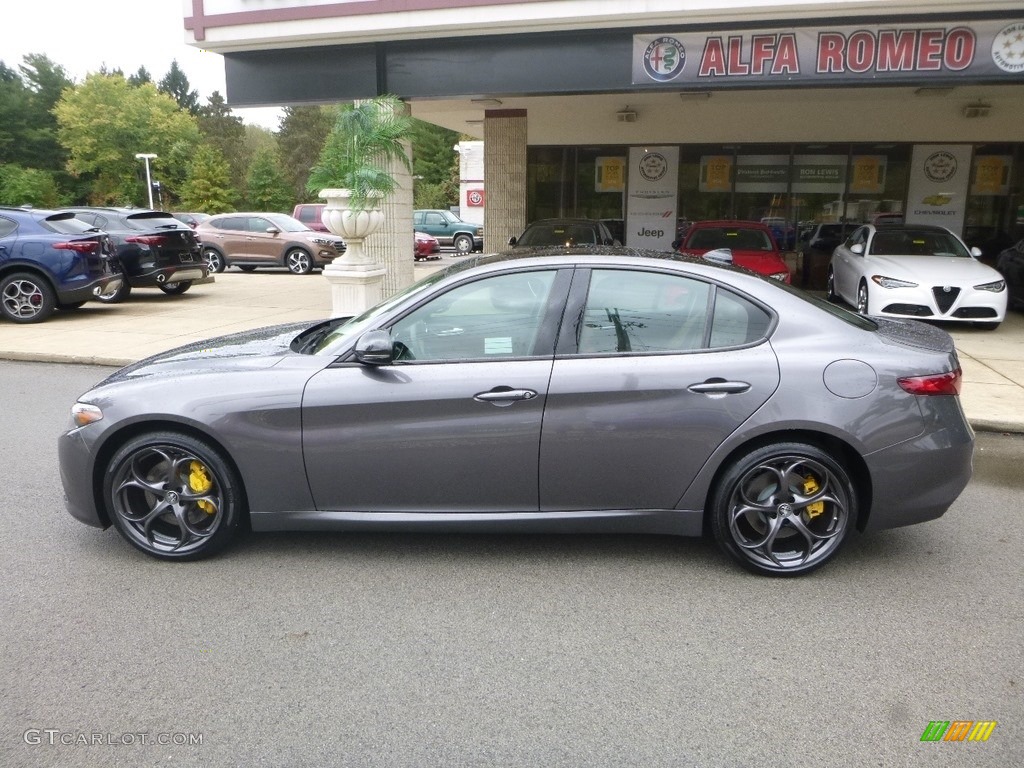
xmin=178 ymin=145 xmax=235 ymax=213
xmin=0 ymin=62 xmax=32 ymax=165
xmin=198 ymin=91 xmax=247 ymax=192
xmin=0 ymin=164 xmax=60 ymax=207
xmin=277 ymin=105 xmax=335 ymax=203
xmin=158 ymin=60 xmax=200 ymax=116
xmin=128 ymin=66 xmax=152 ymax=87
xmin=245 ymin=148 xmax=292 ymax=211
xmin=54 ymin=74 xmax=200 ymax=204
xmin=409 ymin=119 xmax=462 ymax=209
xmin=18 ymin=54 xmax=74 ymax=174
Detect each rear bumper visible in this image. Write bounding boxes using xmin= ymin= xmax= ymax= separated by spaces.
xmin=128 ymin=265 xmax=208 ymax=287
xmin=60 ymin=274 xmax=123 ymax=303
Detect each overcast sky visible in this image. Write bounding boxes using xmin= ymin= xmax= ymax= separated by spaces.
xmin=6 ymin=0 xmax=282 ymax=130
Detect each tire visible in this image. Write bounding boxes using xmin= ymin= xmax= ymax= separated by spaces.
xmin=453 ymin=234 xmax=473 ymax=255
xmin=58 ymin=301 xmax=87 ymax=311
xmin=1 ymin=272 xmax=57 ymax=323
xmin=825 ymin=268 xmax=838 ymax=302
xmin=158 ymin=280 xmax=192 ymax=295
xmin=95 ymin=278 xmax=131 ymax=304
xmin=238 ymin=265 xmax=257 ymax=273
xmin=285 ymin=248 xmax=313 ymax=275
xmin=104 ymin=431 xmax=245 ymax=561
xmin=203 ymin=247 xmax=226 ymax=274
xmin=856 ymin=281 xmax=869 ymax=315
xmin=710 ymin=442 xmax=855 ymax=576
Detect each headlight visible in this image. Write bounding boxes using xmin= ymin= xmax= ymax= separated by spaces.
xmin=871 ymin=275 xmax=919 ymax=289
xmin=974 ymin=279 xmax=1005 ymax=292
xmin=71 ymin=402 xmax=103 ymax=427
xmin=311 ymin=238 xmax=337 ymax=247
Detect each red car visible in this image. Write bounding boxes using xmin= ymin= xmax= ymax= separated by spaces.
xmin=676 ymin=220 xmax=791 ymax=283
xmin=414 ymin=230 xmax=441 ymax=261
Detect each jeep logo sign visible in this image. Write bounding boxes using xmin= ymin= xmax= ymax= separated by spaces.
xmin=625 ymin=146 xmax=679 ymax=250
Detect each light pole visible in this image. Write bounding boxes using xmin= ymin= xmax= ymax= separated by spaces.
xmin=135 ymin=153 xmax=158 ymax=208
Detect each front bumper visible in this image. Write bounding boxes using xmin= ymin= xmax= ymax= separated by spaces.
xmin=873 ymin=283 xmax=1007 ymax=323
xmin=58 ymin=427 xmax=107 ymax=528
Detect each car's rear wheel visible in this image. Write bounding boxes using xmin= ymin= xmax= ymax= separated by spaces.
xmin=825 ymin=268 xmax=838 ymax=302
xmin=285 ymin=248 xmax=313 ymax=275
xmin=95 ymin=279 xmax=131 ymax=304
xmin=453 ymin=234 xmax=473 ymax=255
xmin=856 ymin=281 xmax=869 ymax=314
xmin=710 ymin=442 xmax=855 ymax=576
xmin=203 ymin=247 xmax=225 ymax=274
xmin=0 ymin=272 xmax=56 ymax=323
xmin=105 ymin=431 xmax=245 ymax=561
xmin=158 ymin=280 xmax=192 ymax=295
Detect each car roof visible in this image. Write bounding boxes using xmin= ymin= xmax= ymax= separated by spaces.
xmin=688 ymin=219 xmax=772 ymax=231
xmin=525 ymin=218 xmax=605 ymax=226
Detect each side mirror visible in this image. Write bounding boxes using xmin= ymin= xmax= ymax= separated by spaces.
xmin=354 ymin=329 xmax=394 ymax=365
xmin=507 ymin=236 xmax=518 ymax=246
xmin=970 ymin=246 xmax=983 ymax=259
xmin=266 ymin=227 xmax=281 ymax=235
xmin=702 ymin=247 xmax=733 ymax=265
xmin=850 ymin=243 xmax=865 ymax=255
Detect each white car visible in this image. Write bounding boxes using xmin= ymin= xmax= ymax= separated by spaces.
xmin=827 ymin=224 xmax=1007 ymax=330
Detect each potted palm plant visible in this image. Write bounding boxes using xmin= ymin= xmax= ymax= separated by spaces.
xmin=307 ymin=95 xmax=413 ymax=265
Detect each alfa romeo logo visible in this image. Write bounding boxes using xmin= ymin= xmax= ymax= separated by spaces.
xmin=638 ymin=152 xmax=668 ymax=182
xmin=991 ymin=22 xmax=1024 ymax=74
xmin=643 ymin=36 xmax=686 ymax=82
xmin=924 ymin=151 xmax=957 ymax=183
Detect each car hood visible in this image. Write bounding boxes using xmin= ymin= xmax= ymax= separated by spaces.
xmin=98 ymin=322 xmax=313 ymax=385
xmin=867 ymin=254 xmax=1001 ymax=283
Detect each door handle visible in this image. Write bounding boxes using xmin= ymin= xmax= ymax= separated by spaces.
xmin=474 ymin=387 xmax=538 ymax=406
xmin=687 ymin=379 xmax=751 ymax=395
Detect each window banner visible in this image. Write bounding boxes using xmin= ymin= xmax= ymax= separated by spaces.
xmin=971 ymin=156 xmax=1012 ymax=195
xmin=905 ymin=145 xmax=973 ymax=232
xmin=633 ymin=20 xmax=1024 ymax=87
xmin=626 ymin=147 xmax=679 ymax=250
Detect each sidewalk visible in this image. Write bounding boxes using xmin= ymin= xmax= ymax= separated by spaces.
xmin=2 ymin=266 xmax=1022 ymax=434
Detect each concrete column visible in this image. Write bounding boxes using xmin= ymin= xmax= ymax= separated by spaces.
xmin=364 ymin=139 xmax=414 ymax=298
xmin=483 ymin=109 xmax=527 ymax=253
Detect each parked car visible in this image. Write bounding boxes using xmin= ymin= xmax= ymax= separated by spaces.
xmin=508 ymin=218 xmax=619 ymax=247
xmin=676 ymin=220 xmax=791 ymax=283
xmin=963 ymin=225 xmax=1015 ymax=264
xmin=292 ymin=203 xmax=327 ymax=233
xmin=759 ymin=216 xmax=796 ymax=249
xmin=59 ymin=246 xmax=974 ymax=576
xmin=799 ymin=222 xmax=854 ymax=289
xmin=413 ymin=209 xmax=483 ymax=254
xmin=995 ymin=238 xmax=1024 ymax=309
xmin=195 ymin=213 xmax=346 ymax=274
xmin=170 ymin=212 xmax=210 ymax=229
xmin=828 ymin=224 xmax=1007 ymax=330
xmin=414 ymin=230 xmax=441 ymax=261
xmin=0 ymin=206 xmax=122 ymax=323
xmin=61 ymin=207 xmax=206 ymax=303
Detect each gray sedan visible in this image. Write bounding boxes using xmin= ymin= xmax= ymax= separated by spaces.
xmin=59 ymin=248 xmax=974 ymax=576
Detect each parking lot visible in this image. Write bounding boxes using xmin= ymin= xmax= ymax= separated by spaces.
xmin=1 ymin=357 xmax=1022 ymax=767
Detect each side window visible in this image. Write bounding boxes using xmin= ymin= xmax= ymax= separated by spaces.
xmin=413 ymin=212 xmax=423 ymax=226
xmin=0 ymin=216 xmax=17 ymax=238
xmin=390 ymin=271 xmax=557 ymax=362
xmin=425 ymin=213 xmax=444 ymax=226
xmin=845 ymin=227 xmax=867 ymax=249
xmin=709 ymin=290 xmax=771 ymax=348
xmin=578 ymin=269 xmax=711 ymax=354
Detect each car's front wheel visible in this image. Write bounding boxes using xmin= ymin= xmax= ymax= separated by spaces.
xmin=710 ymin=442 xmax=855 ymax=576
xmin=0 ymin=272 xmax=57 ymax=323
xmin=825 ymin=268 xmax=838 ymax=302
xmin=158 ymin=280 xmax=192 ymax=295
xmin=453 ymin=234 xmax=473 ymax=255
xmin=285 ymin=248 xmax=313 ymax=274
xmin=856 ymin=281 xmax=869 ymax=314
xmin=105 ymin=431 xmax=245 ymax=561
xmin=203 ymin=247 xmax=226 ymax=274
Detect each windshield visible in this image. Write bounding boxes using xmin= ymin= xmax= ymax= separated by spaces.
xmin=870 ymin=229 xmax=972 ymax=258
xmin=265 ymin=214 xmax=311 ymax=233
xmin=312 ymin=270 xmax=451 ymax=354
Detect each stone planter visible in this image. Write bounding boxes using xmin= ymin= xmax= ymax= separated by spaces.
xmin=318 ymin=188 xmax=384 ymax=266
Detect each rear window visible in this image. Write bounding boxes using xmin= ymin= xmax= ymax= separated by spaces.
xmin=124 ymin=212 xmax=186 ymax=230
xmin=43 ymin=214 xmax=97 ymax=235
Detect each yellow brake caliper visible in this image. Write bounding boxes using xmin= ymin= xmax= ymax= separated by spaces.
xmin=189 ymin=461 xmax=216 ymax=515
xmin=803 ymin=475 xmax=824 ymax=519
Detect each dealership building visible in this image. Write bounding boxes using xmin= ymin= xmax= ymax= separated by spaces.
xmin=184 ymin=0 xmax=1024 ymax=288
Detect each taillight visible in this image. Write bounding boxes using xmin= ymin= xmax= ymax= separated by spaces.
xmin=897 ymin=367 xmax=962 ymax=396
xmin=54 ymin=240 xmax=99 ymax=254
xmin=125 ymin=235 xmax=168 ymax=246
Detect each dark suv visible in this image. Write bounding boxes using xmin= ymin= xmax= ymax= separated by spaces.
xmin=0 ymin=206 xmax=122 ymax=323
xmin=62 ymin=207 xmax=206 ymax=303
xmin=413 ymin=210 xmax=483 ymax=254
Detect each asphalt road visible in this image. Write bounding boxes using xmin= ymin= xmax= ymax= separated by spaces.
xmin=1 ymin=360 xmax=1021 ymax=767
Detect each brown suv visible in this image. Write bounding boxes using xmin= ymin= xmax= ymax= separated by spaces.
xmin=196 ymin=212 xmax=346 ymax=274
